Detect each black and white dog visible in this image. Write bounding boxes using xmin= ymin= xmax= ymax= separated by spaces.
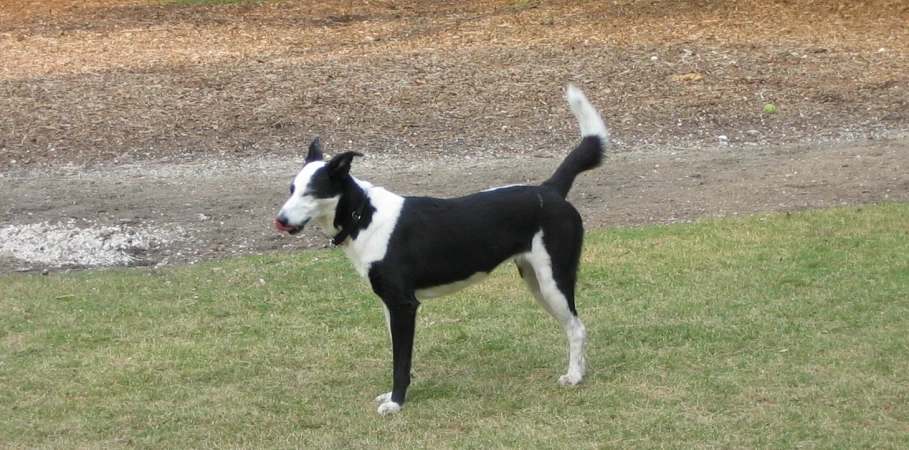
xmin=275 ymin=85 xmax=610 ymax=414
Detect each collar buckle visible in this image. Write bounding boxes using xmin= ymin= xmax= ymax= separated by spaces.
xmin=331 ymin=196 xmax=369 ymax=246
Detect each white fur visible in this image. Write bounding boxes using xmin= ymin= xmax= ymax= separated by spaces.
xmin=340 ymin=178 xmax=405 ymax=278
xmin=279 ymin=86 xmax=604 ymax=415
xmin=278 ymin=166 xmax=405 ymax=283
xmin=377 ymin=400 xmax=401 ymax=415
xmin=416 ymin=272 xmax=489 ymax=300
xmin=515 ymin=231 xmax=586 ymax=386
xmin=278 ymin=161 xmax=340 ymax=230
xmin=565 ymin=85 xmax=610 ymax=148
xmin=482 ymin=184 xmax=525 ymax=192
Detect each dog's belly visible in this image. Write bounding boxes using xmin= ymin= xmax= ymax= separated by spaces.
xmin=415 ymin=272 xmax=489 ymax=300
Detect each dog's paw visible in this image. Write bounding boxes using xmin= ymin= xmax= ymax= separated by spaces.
xmin=375 ymin=392 xmax=392 ymax=403
xmin=558 ymin=373 xmax=583 ymax=387
xmin=377 ymin=401 xmax=402 ymax=415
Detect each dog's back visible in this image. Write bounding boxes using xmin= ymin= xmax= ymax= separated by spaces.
xmin=378 ymin=185 xmax=581 ymax=294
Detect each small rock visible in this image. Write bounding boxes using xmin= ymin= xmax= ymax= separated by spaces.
xmin=718 ymin=135 xmax=728 ymax=141
xmin=198 ymin=213 xmax=210 ymax=222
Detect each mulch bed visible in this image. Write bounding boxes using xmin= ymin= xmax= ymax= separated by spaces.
xmin=2 ymin=0 xmax=907 ymax=169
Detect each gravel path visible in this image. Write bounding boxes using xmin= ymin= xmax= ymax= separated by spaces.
xmin=2 ymin=136 xmax=906 ymax=274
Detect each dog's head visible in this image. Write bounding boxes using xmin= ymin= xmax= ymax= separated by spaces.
xmin=275 ymin=137 xmax=362 ymax=235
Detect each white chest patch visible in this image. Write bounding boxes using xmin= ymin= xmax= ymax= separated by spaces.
xmin=342 ymin=180 xmax=405 ymax=279
xmin=415 ymin=272 xmax=489 ymax=300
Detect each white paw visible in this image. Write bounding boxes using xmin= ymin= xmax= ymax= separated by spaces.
xmin=377 ymin=401 xmax=402 ymax=415
xmin=375 ymin=392 xmax=392 ymax=403
xmin=558 ymin=373 xmax=583 ymax=387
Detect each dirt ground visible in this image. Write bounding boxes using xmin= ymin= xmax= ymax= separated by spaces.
xmin=1 ymin=0 xmax=907 ymax=274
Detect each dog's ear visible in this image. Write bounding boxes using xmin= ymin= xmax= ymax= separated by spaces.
xmin=305 ymin=137 xmax=324 ymax=163
xmin=327 ymin=151 xmax=363 ymax=181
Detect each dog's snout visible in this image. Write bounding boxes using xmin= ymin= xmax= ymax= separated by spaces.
xmin=275 ymin=215 xmax=295 ymax=232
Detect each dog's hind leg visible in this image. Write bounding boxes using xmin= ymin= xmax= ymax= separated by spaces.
xmin=515 ymin=258 xmax=555 ymax=317
xmin=518 ymin=233 xmax=587 ymax=386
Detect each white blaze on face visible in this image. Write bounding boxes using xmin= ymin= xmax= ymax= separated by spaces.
xmin=278 ymin=161 xmax=339 ymax=230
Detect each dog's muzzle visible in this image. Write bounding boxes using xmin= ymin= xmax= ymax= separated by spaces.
xmin=275 ymin=217 xmax=307 ymax=235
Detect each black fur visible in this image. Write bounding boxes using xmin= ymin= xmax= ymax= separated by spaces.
xmin=276 ymin=86 xmax=609 ymax=414
xmin=305 ymin=137 xmax=324 ymax=163
xmin=366 ymin=134 xmax=605 ymax=407
xmin=541 ymin=135 xmax=604 ymax=198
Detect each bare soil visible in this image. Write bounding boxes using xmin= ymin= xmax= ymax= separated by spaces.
xmin=1 ymin=0 xmax=907 ymax=274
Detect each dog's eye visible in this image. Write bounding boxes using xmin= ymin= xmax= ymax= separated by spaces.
xmin=289 ymin=184 xmax=296 ymax=195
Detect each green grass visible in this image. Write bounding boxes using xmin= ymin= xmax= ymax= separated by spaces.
xmin=2 ymin=204 xmax=907 ymax=448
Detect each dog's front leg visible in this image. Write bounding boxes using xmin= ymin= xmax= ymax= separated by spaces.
xmin=375 ymin=294 xmax=419 ymax=415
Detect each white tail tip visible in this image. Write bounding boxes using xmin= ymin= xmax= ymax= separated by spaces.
xmin=565 ymin=85 xmax=610 ymax=148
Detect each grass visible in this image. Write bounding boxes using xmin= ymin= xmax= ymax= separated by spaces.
xmin=2 ymin=204 xmax=907 ymax=448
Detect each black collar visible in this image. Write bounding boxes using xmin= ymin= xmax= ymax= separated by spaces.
xmin=331 ymin=195 xmax=370 ymax=246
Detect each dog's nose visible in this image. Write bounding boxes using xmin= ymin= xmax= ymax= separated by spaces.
xmin=275 ymin=216 xmax=294 ymax=232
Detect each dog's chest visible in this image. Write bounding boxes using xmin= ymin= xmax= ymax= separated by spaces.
xmin=342 ymin=186 xmax=404 ymax=279
xmin=342 ymin=229 xmax=394 ymax=279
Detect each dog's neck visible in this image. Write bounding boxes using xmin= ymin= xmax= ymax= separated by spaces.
xmin=332 ymin=191 xmax=370 ymax=245
xmin=331 ymin=180 xmax=405 ymax=279
xmin=330 ymin=178 xmax=375 ymax=246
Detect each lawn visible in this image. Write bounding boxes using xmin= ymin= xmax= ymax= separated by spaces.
xmin=2 ymin=204 xmax=907 ymax=449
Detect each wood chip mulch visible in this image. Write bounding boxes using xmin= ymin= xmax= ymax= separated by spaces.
xmin=1 ymin=0 xmax=907 ymax=169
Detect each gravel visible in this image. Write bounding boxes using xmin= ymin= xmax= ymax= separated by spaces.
xmin=0 ymin=219 xmax=182 ymax=269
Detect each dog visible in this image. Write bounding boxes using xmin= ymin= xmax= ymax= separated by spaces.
xmin=275 ymin=85 xmax=610 ymax=414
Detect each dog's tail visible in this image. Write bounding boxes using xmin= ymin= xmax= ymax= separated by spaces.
xmin=541 ymin=85 xmax=611 ymax=199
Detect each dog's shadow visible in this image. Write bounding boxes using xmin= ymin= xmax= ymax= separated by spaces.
xmin=400 ymin=338 xmax=631 ymax=405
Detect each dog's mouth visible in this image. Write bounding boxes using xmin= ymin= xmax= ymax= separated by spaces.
xmin=275 ymin=218 xmax=308 ymax=235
